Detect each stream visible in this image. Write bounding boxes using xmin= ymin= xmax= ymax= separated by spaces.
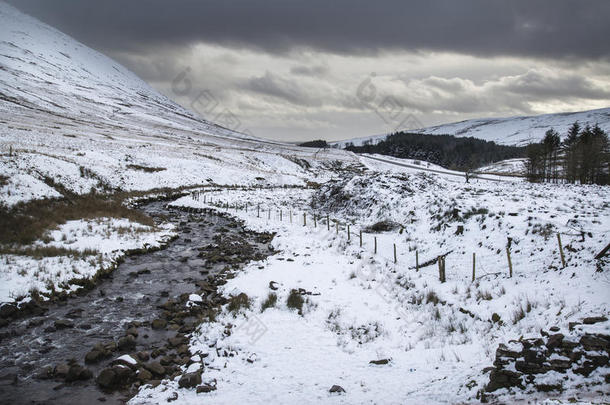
xmin=0 ymin=201 xmax=274 ymax=404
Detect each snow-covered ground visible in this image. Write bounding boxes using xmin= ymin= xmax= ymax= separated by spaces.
xmin=131 ymin=172 xmax=610 ymax=404
xmin=1 ymin=3 xmax=609 ymax=403
xmin=0 ymin=218 xmax=175 ymax=303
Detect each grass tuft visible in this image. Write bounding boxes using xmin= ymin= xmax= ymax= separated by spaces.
xmin=287 ymin=289 xmax=305 ymax=313
xmin=261 ymin=292 xmax=277 ymax=312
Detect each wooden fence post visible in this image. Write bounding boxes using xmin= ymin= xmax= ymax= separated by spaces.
xmin=557 ymin=233 xmax=566 ymax=268
xmin=314 ymin=214 xmax=317 ymax=228
xmin=290 ymin=210 xmax=292 ymax=223
xmin=359 ymin=230 xmax=363 ymax=247
xmin=327 ymin=215 xmax=330 ymax=231
xmin=438 ymin=256 xmax=446 ymax=283
xmin=393 ymin=243 xmax=397 ymax=263
xmin=303 ymin=213 xmax=307 ymax=226
xmin=506 ymin=247 xmax=513 ymax=277
xmin=336 ymin=222 xmax=339 ymax=234
xmin=280 ymin=210 xmax=282 ymax=221
xmin=374 ymin=237 xmax=377 ymax=254
xmin=472 ymin=252 xmax=476 ymax=282
xmin=257 ymin=204 xmax=260 ymax=218
xmin=347 ymin=225 xmax=351 ymax=241
xmin=268 ymin=208 xmax=271 ymax=220
xmin=416 ymin=250 xmax=419 ymax=272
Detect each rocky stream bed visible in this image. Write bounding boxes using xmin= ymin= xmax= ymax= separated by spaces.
xmin=0 ymin=201 xmax=274 ymax=404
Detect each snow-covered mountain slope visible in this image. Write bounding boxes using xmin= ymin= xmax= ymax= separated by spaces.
xmin=332 ymin=108 xmax=610 ymax=148
xmin=0 ymin=2 xmax=357 ymax=206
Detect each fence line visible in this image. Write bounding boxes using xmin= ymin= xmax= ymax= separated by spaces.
xmin=187 ymin=189 xmax=569 ymax=283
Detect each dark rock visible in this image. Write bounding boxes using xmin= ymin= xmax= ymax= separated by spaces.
xmin=160 ymin=356 xmax=174 ymax=366
xmin=85 ymin=349 xmax=104 ymax=364
xmin=168 ymin=335 xmax=185 ymax=347
xmin=535 ymin=383 xmax=562 ymax=392
xmin=136 ymin=367 xmax=152 ymax=383
xmin=178 ymin=371 xmax=202 ymax=388
xmin=117 ymin=335 xmax=136 ymax=351
xmin=196 ymin=383 xmax=217 ymax=393
xmin=546 ymin=333 xmax=564 ymax=350
xmin=568 ymin=322 xmax=581 ymax=331
xmin=136 ymin=351 xmax=150 ymax=362
xmin=580 ymin=334 xmax=608 ymax=351
xmin=515 ymin=360 xmax=547 ymax=374
xmin=269 ymin=281 xmax=279 ymax=290
xmin=369 ymin=359 xmax=390 ymax=365
xmin=54 ymin=319 xmax=74 ymax=329
xmin=574 ymin=360 xmax=596 ymax=377
xmin=54 ymin=363 xmax=70 ymax=378
xmin=35 ymin=366 xmax=55 ymax=380
xmin=584 ymin=353 xmax=609 ymax=367
xmin=96 ymin=368 xmax=116 ymax=389
xmin=329 ymin=385 xmax=346 ymax=393
xmin=491 ymin=313 xmax=501 ymax=323
xmin=0 ymin=304 xmax=17 ymax=319
xmin=549 ymin=359 xmax=572 ymax=372
xmin=144 ymin=361 xmax=165 ymax=376
xmin=486 ymin=369 xmax=523 ymax=392
xmin=126 ymin=327 xmax=138 ymax=337
xmin=66 ymin=364 xmax=92 ymax=382
xmin=151 ymin=318 xmax=167 ymax=330
xmin=583 ymin=316 xmax=608 ymax=325
xmin=549 ymin=326 xmax=560 ymax=332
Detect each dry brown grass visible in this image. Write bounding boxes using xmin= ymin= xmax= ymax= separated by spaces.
xmin=0 ymin=245 xmax=97 ymax=259
xmin=0 ymin=194 xmax=154 ymax=245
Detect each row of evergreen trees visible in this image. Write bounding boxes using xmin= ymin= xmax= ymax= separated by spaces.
xmin=526 ymin=122 xmax=609 ymax=185
xmin=343 ymin=132 xmax=525 ymax=171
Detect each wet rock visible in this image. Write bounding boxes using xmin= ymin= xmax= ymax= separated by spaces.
xmin=136 ymin=351 xmax=150 ymax=362
xmin=329 ymin=385 xmax=346 ymax=394
xmin=126 ymin=327 xmax=138 ymax=337
xmin=54 ymin=363 xmax=70 ymax=378
xmin=0 ymin=304 xmax=17 ymax=319
xmin=54 ymin=319 xmax=74 ymax=329
xmin=160 ymin=356 xmax=174 ymax=366
xmin=549 ymin=326 xmax=560 ymax=332
xmin=491 ymin=313 xmax=501 ymax=323
xmin=177 ymin=345 xmax=190 ymax=356
xmin=66 ymin=364 xmax=92 ymax=382
xmin=85 ymin=349 xmax=104 ymax=364
xmin=136 ymin=367 xmax=152 ymax=383
xmin=168 ymin=335 xmax=186 ymax=348
xmin=178 ymin=371 xmax=201 ymax=388
xmin=117 ymin=335 xmax=136 ymax=351
xmin=35 ymin=366 xmax=55 ymax=380
xmin=151 ymin=318 xmax=167 ymax=330
xmin=144 ymin=361 xmax=165 ymax=376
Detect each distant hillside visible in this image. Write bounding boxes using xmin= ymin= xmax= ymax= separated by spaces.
xmin=332 ymin=108 xmax=610 ymax=147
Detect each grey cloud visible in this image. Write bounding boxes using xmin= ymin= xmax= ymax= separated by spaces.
xmin=6 ymin=0 xmax=610 ymax=60
xmin=244 ymin=72 xmax=322 ymax=107
xmin=290 ymin=65 xmax=329 ymax=77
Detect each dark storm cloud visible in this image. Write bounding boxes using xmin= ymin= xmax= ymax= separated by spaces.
xmin=6 ymin=0 xmax=610 ymax=60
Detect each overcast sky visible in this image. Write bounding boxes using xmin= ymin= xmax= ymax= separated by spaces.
xmin=8 ymin=0 xmax=610 ymax=142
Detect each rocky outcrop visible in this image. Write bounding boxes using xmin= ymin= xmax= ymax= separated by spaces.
xmin=485 ymin=318 xmax=610 ymax=396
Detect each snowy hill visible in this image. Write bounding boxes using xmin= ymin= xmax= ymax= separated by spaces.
xmin=0 ymin=2 xmax=356 ymax=205
xmin=332 ymin=108 xmax=610 ymax=148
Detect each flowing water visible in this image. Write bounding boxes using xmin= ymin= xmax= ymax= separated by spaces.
xmin=0 ymin=201 xmax=273 ymax=404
